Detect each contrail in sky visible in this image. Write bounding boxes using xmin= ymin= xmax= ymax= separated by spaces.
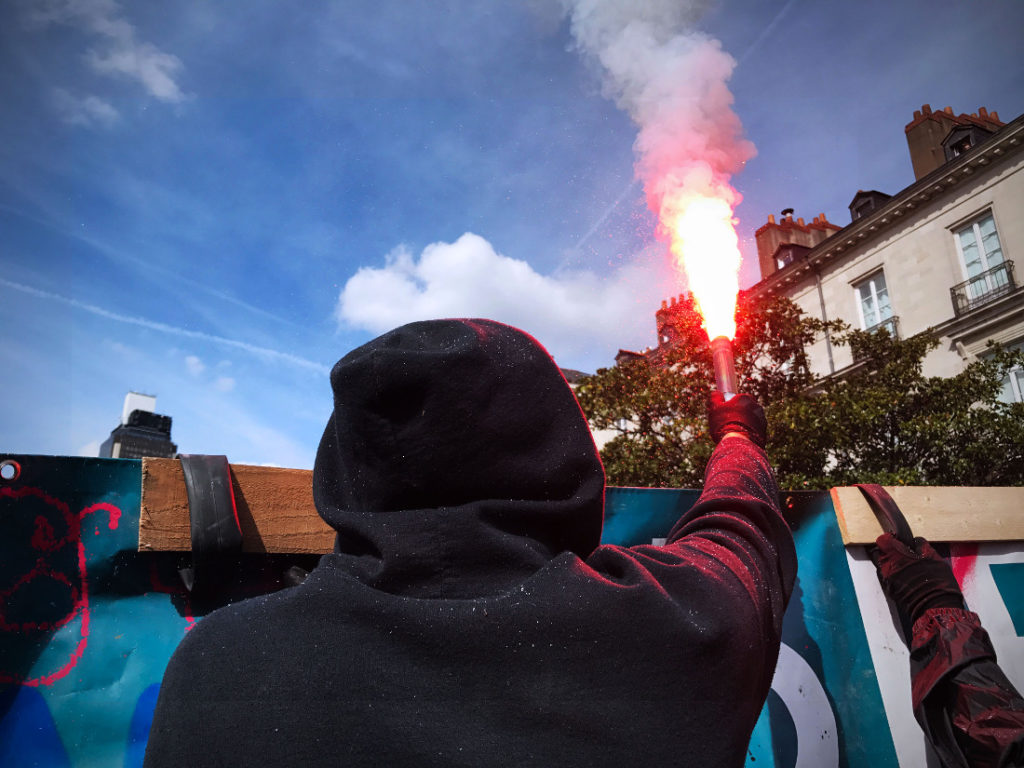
xmin=735 ymin=0 xmax=798 ymax=66
xmin=564 ymin=178 xmax=641 ymax=266
xmin=0 ymin=277 xmax=329 ymax=375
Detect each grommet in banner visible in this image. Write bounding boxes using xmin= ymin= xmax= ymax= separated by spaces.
xmin=0 ymin=460 xmax=20 ymax=482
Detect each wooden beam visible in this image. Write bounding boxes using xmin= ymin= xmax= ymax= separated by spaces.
xmin=139 ymin=458 xmax=333 ymax=554
xmin=831 ymin=486 xmax=1024 ymax=545
xmin=141 ymin=460 xmax=1024 ymax=552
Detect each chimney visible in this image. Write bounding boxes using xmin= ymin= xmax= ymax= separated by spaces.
xmin=906 ymin=102 xmax=1007 ymax=179
xmin=906 ymin=103 xmax=958 ymax=180
xmin=755 ymin=209 xmax=839 ymax=280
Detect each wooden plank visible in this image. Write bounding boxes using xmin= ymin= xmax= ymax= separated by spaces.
xmin=139 ymin=458 xmax=334 ymax=554
xmin=831 ymin=485 xmax=1024 ymax=545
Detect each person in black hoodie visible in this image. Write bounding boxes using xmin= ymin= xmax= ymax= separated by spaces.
xmin=144 ymin=318 xmax=796 ymax=768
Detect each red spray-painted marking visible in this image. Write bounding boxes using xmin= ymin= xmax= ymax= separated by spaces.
xmin=950 ymin=543 xmax=980 ymax=590
xmin=0 ymin=488 xmax=122 ymax=687
xmin=148 ymin=560 xmax=196 ymax=631
xmin=0 ymin=559 xmax=78 ymax=633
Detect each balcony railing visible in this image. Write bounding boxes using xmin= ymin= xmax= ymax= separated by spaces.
xmin=851 ymin=315 xmax=900 ymax=362
xmin=865 ymin=315 xmax=900 ymax=339
xmin=950 ymin=261 xmax=1016 ymax=316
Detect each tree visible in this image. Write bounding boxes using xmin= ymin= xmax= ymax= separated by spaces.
xmin=793 ymin=328 xmax=1024 ymax=487
xmin=575 ymin=293 xmax=1024 ymax=489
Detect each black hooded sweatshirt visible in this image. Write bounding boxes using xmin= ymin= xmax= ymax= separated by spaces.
xmin=145 ymin=319 xmax=796 ymax=768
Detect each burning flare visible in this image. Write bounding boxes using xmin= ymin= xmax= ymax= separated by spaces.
xmin=559 ymin=0 xmax=751 ymax=343
xmin=664 ymin=194 xmax=741 ymax=340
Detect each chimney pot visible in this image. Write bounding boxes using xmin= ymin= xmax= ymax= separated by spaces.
xmin=991 ymin=110 xmax=999 ymax=121
xmin=797 ymin=217 xmax=805 ymax=226
xmin=781 ymin=208 xmax=794 ymax=220
xmin=913 ymin=110 xmax=921 ymax=119
xmin=767 ymin=213 xmax=776 ymax=224
xmin=979 ymin=106 xmax=988 ymax=117
xmin=661 ymin=300 xmax=667 ymax=309
xmin=923 ymin=104 xmax=932 ymax=114
xmin=670 ymin=296 xmax=676 ymax=306
xmin=944 ymin=106 xmax=953 ymax=114
xmin=819 ymin=212 xmax=827 ymax=222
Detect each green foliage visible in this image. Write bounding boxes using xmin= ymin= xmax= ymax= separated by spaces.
xmin=576 ymin=293 xmax=1024 ymax=489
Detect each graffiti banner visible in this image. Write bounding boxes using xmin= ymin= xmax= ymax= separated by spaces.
xmin=2 ymin=455 xmax=1021 ymax=766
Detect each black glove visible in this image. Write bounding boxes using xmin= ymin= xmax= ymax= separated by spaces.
xmin=708 ymin=392 xmax=767 ymax=448
xmin=870 ymin=533 xmax=965 ymax=629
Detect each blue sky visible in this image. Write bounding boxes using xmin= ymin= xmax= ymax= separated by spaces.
xmin=2 ymin=0 xmax=1022 ymax=466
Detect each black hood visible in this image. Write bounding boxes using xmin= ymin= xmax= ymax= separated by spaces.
xmin=313 ymin=319 xmax=604 ymax=598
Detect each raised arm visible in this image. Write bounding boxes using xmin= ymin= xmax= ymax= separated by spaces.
xmin=665 ymin=394 xmax=797 ymax=642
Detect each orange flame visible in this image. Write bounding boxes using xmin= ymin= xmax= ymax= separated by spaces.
xmin=664 ymin=195 xmax=741 ymax=341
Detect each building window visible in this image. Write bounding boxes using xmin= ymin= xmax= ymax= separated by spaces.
xmin=852 ymin=200 xmax=874 ymax=220
xmin=950 ymin=136 xmax=972 ymax=157
xmin=854 ymin=271 xmax=894 ymax=332
xmin=1001 ymin=367 xmax=1024 ymax=403
xmin=955 ymin=212 xmax=1008 ymax=300
xmin=988 ymin=342 xmax=1024 ymax=404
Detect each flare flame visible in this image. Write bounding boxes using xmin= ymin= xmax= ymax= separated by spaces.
xmin=663 ymin=194 xmax=741 ymax=341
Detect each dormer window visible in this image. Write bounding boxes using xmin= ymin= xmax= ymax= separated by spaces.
xmin=770 ymin=243 xmax=810 ymax=273
xmin=942 ymin=125 xmax=993 ymax=163
xmin=853 ymin=200 xmax=874 ymax=220
xmin=950 ymin=136 xmax=972 ymax=156
xmin=848 ymin=190 xmax=892 ymax=222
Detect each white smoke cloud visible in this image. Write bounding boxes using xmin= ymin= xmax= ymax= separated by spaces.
xmin=559 ymin=0 xmax=754 ymax=227
xmin=336 ymin=233 xmax=670 ymax=368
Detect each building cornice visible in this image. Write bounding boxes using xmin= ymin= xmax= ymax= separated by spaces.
xmin=750 ymin=113 xmax=1024 ymax=298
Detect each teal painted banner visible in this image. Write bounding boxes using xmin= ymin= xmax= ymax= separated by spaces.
xmin=603 ymin=488 xmax=898 ymax=767
xmin=1 ymin=456 xmax=898 ymax=766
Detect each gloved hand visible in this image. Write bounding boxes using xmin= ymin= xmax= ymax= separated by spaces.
xmin=870 ymin=533 xmax=964 ymax=628
xmin=708 ymin=392 xmax=767 ymax=448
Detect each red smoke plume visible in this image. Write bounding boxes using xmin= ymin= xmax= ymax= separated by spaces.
xmin=563 ymin=0 xmax=753 ymax=340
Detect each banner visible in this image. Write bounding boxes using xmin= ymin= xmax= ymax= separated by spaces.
xmin=605 ymin=487 xmax=898 ymax=766
xmin=3 ymin=454 xmax=1020 ymax=766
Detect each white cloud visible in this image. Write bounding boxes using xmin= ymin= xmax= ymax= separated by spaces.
xmin=214 ymin=376 xmax=236 ymax=392
xmin=52 ymin=87 xmax=119 ymax=127
xmin=185 ymin=354 xmax=204 ymax=376
xmin=77 ymin=440 xmax=101 ymax=457
xmin=336 ymin=232 xmax=672 ymax=369
xmin=27 ymin=0 xmax=187 ymax=103
xmin=85 ymin=41 xmax=185 ymax=102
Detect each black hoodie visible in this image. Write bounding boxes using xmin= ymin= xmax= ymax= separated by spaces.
xmin=145 ymin=319 xmax=796 ymax=768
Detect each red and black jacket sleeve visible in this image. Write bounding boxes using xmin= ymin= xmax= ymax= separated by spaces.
xmin=910 ymin=607 xmax=1024 ymax=768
